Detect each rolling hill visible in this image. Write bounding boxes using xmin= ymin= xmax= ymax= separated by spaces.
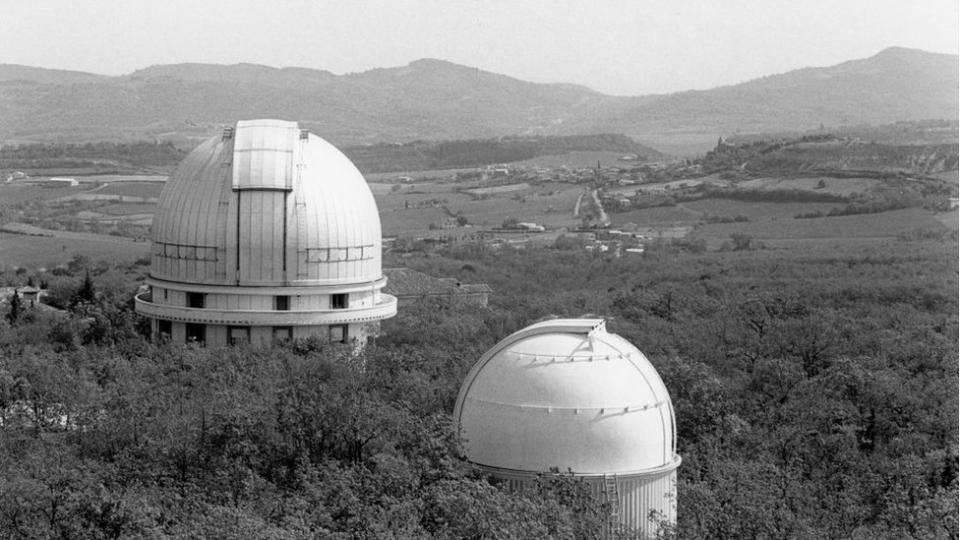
xmin=0 ymin=47 xmax=955 ymax=154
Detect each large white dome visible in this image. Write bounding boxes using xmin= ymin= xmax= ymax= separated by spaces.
xmin=454 ymin=319 xmax=677 ymax=475
xmin=151 ymin=119 xmax=382 ymax=286
xmin=137 ymin=119 xmax=395 ymax=348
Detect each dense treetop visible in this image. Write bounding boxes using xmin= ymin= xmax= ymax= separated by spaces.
xmin=0 ymin=237 xmax=956 ymax=539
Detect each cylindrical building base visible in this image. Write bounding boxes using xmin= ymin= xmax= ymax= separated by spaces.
xmin=478 ymin=456 xmax=680 ymax=539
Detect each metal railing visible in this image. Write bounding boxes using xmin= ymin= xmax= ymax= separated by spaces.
xmin=135 ymin=292 xmax=397 ymax=326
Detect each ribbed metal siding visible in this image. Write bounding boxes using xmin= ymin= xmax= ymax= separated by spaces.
xmin=483 ymin=465 xmax=678 ymax=539
xmin=606 ymin=469 xmax=677 ymax=537
xmin=237 ymin=190 xmax=286 ymax=284
xmin=292 ymin=135 xmax=382 ymax=284
xmin=151 ymin=137 xmax=229 ymax=283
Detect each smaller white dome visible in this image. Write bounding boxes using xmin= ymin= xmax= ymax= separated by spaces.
xmin=454 ymin=319 xmax=677 ymax=475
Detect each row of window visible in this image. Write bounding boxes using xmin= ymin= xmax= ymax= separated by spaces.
xmin=181 ymin=292 xmax=349 ymax=310
xmin=156 ymin=321 xmax=348 ymax=345
xmin=153 ymin=241 xmax=219 ymax=261
xmin=152 ymin=243 xmax=376 ymax=264
xmin=306 ymin=246 xmax=376 ymax=263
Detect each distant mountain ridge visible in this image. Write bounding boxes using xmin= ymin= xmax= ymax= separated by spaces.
xmin=0 ymin=47 xmax=955 ymax=154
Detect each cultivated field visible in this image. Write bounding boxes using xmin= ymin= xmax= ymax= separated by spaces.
xmin=690 ymin=207 xmax=951 ymax=248
xmin=737 ymin=176 xmax=880 ymax=196
xmin=681 ymin=199 xmax=842 ymax=221
xmin=463 ymin=183 xmax=531 ymax=196
xmin=3 ymin=144 xmax=956 ymax=270
xmin=373 ymin=180 xmax=587 ymax=233
xmin=95 ymin=182 xmax=165 ymax=198
xmin=0 ymin=231 xmax=149 ymax=269
xmin=609 ymin=206 xmax=701 ymax=226
xmin=96 ymin=203 xmax=159 ymax=216
xmin=380 ymin=207 xmax=451 ymax=235
xmin=0 ymin=184 xmax=91 ymax=205
xmin=929 ymin=170 xmax=959 ymax=183
xmin=507 ymin=151 xmax=635 ymax=169
xmin=77 ymin=175 xmax=168 ymax=183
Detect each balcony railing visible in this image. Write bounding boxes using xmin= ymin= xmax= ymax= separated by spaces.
xmin=135 ymin=292 xmax=397 ymax=326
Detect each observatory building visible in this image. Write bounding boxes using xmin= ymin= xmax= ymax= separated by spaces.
xmin=135 ymin=119 xmax=397 ymax=346
xmin=454 ymin=319 xmax=680 ymax=536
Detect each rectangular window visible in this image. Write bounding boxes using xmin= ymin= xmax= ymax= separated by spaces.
xmin=186 ymin=292 xmax=205 ymax=309
xmin=163 ymin=289 xmax=169 ymax=301
xmin=185 ymin=323 xmax=205 ymax=345
xmin=329 ymin=324 xmax=348 ymax=344
xmin=228 ymin=326 xmax=250 ymax=345
xmin=275 ymin=295 xmax=290 ymax=311
xmin=273 ymin=326 xmax=293 ymax=342
xmin=157 ymin=319 xmax=172 ymax=339
xmin=331 ymin=293 xmax=348 ymax=309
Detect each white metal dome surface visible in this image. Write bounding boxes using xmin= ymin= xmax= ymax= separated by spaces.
xmin=151 ymin=119 xmax=382 ymax=287
xmin=454 ymin=319 xmax=678 ymax=475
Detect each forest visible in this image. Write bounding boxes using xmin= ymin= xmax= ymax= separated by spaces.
xmin=0 ymin=134 xmax=657 ymax=177
xmin=341 ymin=134 xmax=660 ymax=174
xmin=0 ymin=142 xmax=186 ymax=174
xmin=0 ymin=237 xmax=957 ymax=539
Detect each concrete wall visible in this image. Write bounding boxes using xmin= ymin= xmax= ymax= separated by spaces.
xmin=143 ymin=284 xmax=393 ymax=348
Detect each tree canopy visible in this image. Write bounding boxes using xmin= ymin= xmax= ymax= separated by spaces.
xmin=0 ymin=236 xmax=956 ymax=538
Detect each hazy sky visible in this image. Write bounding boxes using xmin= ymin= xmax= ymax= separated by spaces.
xmin=3 ymin=0 xmax=957 ymax=95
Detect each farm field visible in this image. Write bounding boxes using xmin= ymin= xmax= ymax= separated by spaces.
xmin=932 ymin=209 xmax=959 ymax=229
xmin=94 ymin=203 xmax=158 ymax=216
xmin=0 ymin=184 xmax=91 ymax=205
xmin=463 ymin=182 xmax=531 ymax=195
xmin=690 ymin=207 xmax=950 ymax=247
xmin=374 ymin=188 xmax=470 ymax=212
xmin=609 ymin=206 xmax=701 ymax=226
xmin=451 ymin=195 xmax=580 ymax=229
xmin=681 ymin=199 xmax=842 ymax=221
xmin=367 ymin=183 xmax=396 ymax=195
xmin=374 ymin=180 xmax=587 ymax=234
xmin=95 ymin=182 xmax=165 ymax=198
xmin=605 ymin=176 xmax=729 ymax=196
xmin=364 ymin=169 xmax=470 ymax=183
xmin=0 ymin=231 xmax=149 ymax=269
xmin=929 ymin=170 xmax=959 ymax=183
xmin=75 ymin=211 xmax=153 ymax=226
xmin=77 ymin=175 xmax=168 ymax=183
xmin=380 ymin=207 xmax=450 ymax=235
xmin=507 ymin=151 xmax=634 ymax=169
xmin=737 ymin=176 xmax=880 ymax=195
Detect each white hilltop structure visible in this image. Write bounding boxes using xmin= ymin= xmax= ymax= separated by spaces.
xmin=454 ymin=318 xmax=680 ymax=536
xmin=135 ymin=119 xmax=397 ymax=346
